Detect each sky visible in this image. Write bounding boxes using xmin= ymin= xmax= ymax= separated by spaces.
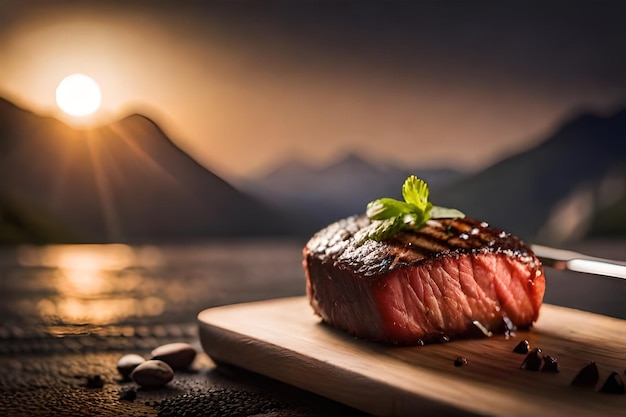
xmin=1 ymin=0 xmax=626 ymax=181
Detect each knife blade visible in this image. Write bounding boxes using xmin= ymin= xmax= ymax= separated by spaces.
xmin=531 ymin=244 xmax=626 ymax=280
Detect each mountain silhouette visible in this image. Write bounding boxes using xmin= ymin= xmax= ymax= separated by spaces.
xmin=241 ymin=106 xmax=626 ymax=244
xmin=238 ymin=152 xmax=464 ymax=235
xmin=0 ymin=97 xmax=288 ymax=243
xmin=2 ymin=96 xmax=623 ymax=244
xmin=432 ymin=107 xmax=626 ymax=244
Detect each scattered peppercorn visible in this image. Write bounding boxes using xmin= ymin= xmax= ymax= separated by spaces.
xmin=454 ymin=356 xmax=468 ymax=367
xmin=85 ymin=374 xmax=104 ymax=389
xmin=599 ymin=372 xmax=625 ymax=394
xmin=513 ymin=340 xmax=530 ymax=354
xmin=571 ymin=362 xmax=599 ymax=388
xmin=119 ymin=387 xmax=137 ymax=402
xmin=520 ymin=348 xmax=542 ymax=371
xmin=541 ymin=355 xmax=559 ymax=373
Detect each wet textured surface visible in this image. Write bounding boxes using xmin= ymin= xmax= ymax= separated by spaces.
xmin=0 ymin=240 xmax=372 ymax=416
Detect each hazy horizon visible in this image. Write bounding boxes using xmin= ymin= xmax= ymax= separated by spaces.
xmin=6 ymin=92 xmax=623 ymax=182
xmin=2 ymin=1 xmax=626 ymax=181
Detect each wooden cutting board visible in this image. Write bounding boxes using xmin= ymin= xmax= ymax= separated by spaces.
xmin=197 ymin=297 xmax=626 ymax=417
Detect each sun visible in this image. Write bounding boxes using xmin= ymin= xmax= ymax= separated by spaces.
xmin=55 ymin=74 xmax=102 ymax=117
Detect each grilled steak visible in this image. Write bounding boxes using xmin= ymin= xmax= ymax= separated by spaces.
xmin=303 ymin=215 xmax=546 ymax=345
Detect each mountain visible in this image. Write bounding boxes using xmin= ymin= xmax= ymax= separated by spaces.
xmin=238 ymin=153 xmax=464 ymax=235
xmin=0 ymin=97 xmax=288 ymax=243
xmin=433 ymin=108 xmax=626 ymax=244
xmin=240 ymin=107 xmax=626 ymax=244
xmin=3 ymin=96 xmax=623 ymax=245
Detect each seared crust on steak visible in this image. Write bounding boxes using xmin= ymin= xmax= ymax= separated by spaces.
xmin=303 ymin=215 xmax=546 ymax=345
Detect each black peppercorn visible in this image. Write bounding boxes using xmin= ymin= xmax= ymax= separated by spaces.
xmin=454 ymin=356 xmax=468 ymax=367
xmin=540 ymin=355 xmax=559 ymax=373
xmin=85 ymin=374 xmax=104 ymax=389
xmin=513 ymin=340 xmax=530 ymax=354
xmin=571 ymin=362 xmax=599 ymax=388
xmin=520 ymin=348 xmax=542 ymax=371
xmin=119 ymin=387 xmax=137 ymax=402
xmin=599 ymin=372 xmax=625 ymax=394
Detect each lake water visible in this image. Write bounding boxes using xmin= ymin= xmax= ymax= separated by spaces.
xmin=1 ymin=238 xmax=625 ymax=344
xmin=0 ymin=239 xmax=308 ymax=341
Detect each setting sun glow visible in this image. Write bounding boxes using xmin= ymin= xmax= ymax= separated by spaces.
xmin=55 ymin=73 xmax=102 ymax=117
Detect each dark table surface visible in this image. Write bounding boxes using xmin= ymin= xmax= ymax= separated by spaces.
xmin=1 ymin=238 xmax=625 ymax=417
xmin=0 ymin=240 xmax=373 ymax=417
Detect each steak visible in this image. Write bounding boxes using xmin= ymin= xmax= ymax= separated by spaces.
xmin=302 ymin=215 xmax=546 ymax=345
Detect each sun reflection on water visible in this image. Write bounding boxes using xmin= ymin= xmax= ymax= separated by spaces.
xmin=16 ymin=244 xmax=164 ymax=327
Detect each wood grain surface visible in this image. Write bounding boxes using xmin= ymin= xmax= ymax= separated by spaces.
xmin=198 ymin=297 xmax=626 ymax=417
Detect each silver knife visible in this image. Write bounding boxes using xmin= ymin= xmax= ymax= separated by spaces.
xmin=531 ymin=244 xmax=626 ymax=280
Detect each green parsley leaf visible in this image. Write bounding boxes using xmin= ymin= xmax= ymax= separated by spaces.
xmin=402 ymin=175 xmax=432 ymax=213
xmin=361 ymin=175 xmax=465 ymax=243
xmin=366 ymin=198 xmax=410 ymax=219
xmin=429 ymin=206 xmax=466 ymax=219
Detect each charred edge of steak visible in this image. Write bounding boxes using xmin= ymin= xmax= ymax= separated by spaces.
xmin=305 ymin=215 xmax=541 ymax=278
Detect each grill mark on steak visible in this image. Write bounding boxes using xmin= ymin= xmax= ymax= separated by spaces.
xmin=303 ymin=214 xmax=546 ymax=345
xmin=391 ymin=217 xmax=519 ymax=255
xmin=321 ymin=215 xmax=540 ymax=278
